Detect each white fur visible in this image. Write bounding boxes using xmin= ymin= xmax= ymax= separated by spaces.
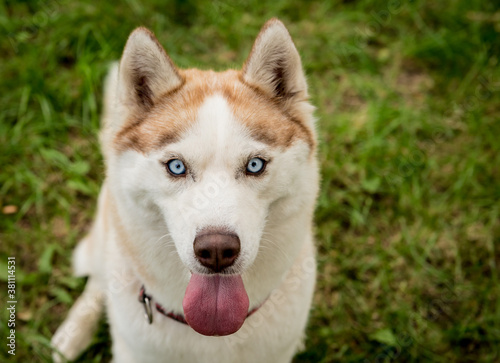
xmin=52 ymin=19 xmax=319 ymax=363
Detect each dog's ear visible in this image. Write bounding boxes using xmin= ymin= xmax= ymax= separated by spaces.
xmin=119 ymin=27 xmax=183 ymax=111
xmin=242 ymin=19 xmax=308 ymax=101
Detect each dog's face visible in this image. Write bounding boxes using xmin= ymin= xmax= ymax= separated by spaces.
xmin=104 ymin=19 xmax=317 ymax=335
xmin=120 ymin=92 xmax=312 ymax=272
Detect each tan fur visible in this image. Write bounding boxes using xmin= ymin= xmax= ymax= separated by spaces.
xmin=108 ymin=189 xmax=160 ymax=286
xmin=114 ymin=69 xmax=314 ymax=153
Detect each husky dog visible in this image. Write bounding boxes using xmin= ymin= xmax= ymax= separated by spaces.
xmin=51 ymin=18 xmax=319 ymax=363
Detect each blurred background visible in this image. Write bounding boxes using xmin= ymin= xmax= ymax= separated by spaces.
xmin=1 ymin=0 xmax=499 ymax=361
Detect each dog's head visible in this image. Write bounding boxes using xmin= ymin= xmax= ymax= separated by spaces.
xmin=104 ymin=19 xmax=318 ymax=336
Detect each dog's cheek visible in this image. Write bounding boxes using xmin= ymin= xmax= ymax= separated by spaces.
xmin=228 ymin=196 xmax=267 ymax=269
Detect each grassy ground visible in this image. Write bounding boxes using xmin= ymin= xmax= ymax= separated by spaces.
xmin=1 ymin=0 xmax=499 ymax=361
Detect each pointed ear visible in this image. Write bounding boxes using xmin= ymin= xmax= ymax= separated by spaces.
xmin=242 ymin=19 xmax=308 ymax=101
xmin=119 ymin=27 xmax=183 ymax=111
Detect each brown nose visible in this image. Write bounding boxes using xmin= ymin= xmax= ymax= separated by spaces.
xmin=194 ymin=231 xmax=240 ymax=273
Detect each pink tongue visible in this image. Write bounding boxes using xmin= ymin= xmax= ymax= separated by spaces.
xmin=183 ymin=274 xmax=249 ymax=336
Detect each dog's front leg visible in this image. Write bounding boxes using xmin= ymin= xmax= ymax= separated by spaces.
xmin=51 ymin=278 xmax=104 ymax=362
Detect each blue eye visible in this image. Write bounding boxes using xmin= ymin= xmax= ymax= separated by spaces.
xmin=167 ymin=159 xmax=186 ymax=175
xmin=246 ymin=157 xmax=266 ymax=174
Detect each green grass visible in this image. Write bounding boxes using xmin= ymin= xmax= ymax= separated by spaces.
xmin=1 ymin=0 xmax=499 ymax=361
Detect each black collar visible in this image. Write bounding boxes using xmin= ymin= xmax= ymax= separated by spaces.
xmin=138 ymin=285 xmax=264 ymax=325
xmin=138 ymin=285 xmax=187 ymax=325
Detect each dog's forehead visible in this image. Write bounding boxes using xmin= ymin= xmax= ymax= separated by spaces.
xmin=113 ymin=69 xmax=313 ymax=153
xmin=189 ymin=94 xmax=248 ymax=147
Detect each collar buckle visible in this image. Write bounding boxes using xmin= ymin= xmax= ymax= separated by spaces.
xmin=139 ymin=285 xmax=153 ymax=324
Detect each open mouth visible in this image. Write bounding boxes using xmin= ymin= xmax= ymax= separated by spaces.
xmin=183 ymin=273 xmax=249 ymax=336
